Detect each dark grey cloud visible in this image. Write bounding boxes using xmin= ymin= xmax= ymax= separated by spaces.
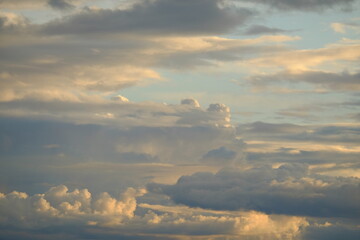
xmin=47 ymin=0 xmax=75 ymax=11
xmin=237 ymin=121 xmax=360 ymax=143
xmin=303 ymin=222 xmax=360 ymax=240
xmin=243 ymin=25 xmax=290 ymax=35
xmin=150 ymin=164 xmax=360 ymax=218
xmin=202 ymin=146 xmax=237 ymax=161
xmin=237 ymin=121 xmax=306 ymax=135
xmin=0 ymin=115 xmax=240 ymax=194
xmin=42 ymin=0 xmax=255 ymax=35
xmin=246 ymin=150 xmax=360 ymax=168
xmin=240 ymin=0 xmax=356 ymax=11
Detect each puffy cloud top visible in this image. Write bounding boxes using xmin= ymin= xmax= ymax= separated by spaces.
xmin=207 ymin=103 xmax=230 ymax=113
xmin=181 ymin=98 xmax=200 ymax=108
xmin=0 ymin=185 xmax=146 ymax=228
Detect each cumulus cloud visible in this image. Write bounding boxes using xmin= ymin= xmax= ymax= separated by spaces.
xmin=176 ymin=102 xmax=232 ymax=127
xmin=181 ymin=98 xmax=200 ymax=108
xmin=150 ymin=163 xmax=360 ymax=218
xmin=0 ymin=97 xmax=235 ymax=129
xmin=0 ymin=185 xmax=146 ymax=228
xmin=0 ymin=185 xmax=309 ymax=240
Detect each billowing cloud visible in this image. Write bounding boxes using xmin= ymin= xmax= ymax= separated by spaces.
xmin=0 ymin=185 xmax=146 ymax=228
xmin=181 ymin=98 xmax=200 ymax=108
xmin=0 ymin=0 xmax=359 ymax=239
xmin=150 ymin=163 xmax=360 ymax=218
xmin=0 ymin=185 xmax=309 ymax=240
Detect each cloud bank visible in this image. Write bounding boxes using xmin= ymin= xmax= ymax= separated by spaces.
xmin=150 ymin=164 xmax=360 ymax=218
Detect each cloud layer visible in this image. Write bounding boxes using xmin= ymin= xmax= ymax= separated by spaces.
xmin=151 ymin=164 xmax=360 ymax=218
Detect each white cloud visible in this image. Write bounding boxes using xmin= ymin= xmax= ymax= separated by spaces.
xmin=0 ymin=185 xmax=146 ymax=228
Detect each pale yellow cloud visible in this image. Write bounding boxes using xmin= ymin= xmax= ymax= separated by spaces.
xmin=331 ymin=19 xmax=360 ymax=34
xmin=140 ymin=203 xmax=308 ymax=240
xmin=73 ymin=65 xmax=162 ymax=91
xmin=331 ymin=22 xmax=347 ymax=33
xmin=242 ymin=39 xmax=360 ymax=73
xmin=145 ymin=35 xmax=300 ymax=55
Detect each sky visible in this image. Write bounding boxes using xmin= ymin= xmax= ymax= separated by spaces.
xmin=0 ymin=0 xmax=359 ymax=239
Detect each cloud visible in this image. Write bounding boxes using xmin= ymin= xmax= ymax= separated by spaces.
xmin=331 ymin=19 xmax=360 ymax=34
xmin=243 ymin=25 xmax=290 ymax=35
xmin=0 ymin=0 xmax=48 ymax=9
xmin=181 ymin=98 xmax=200 ymax=108
xmin=240 ymin=38 xmax=360 ymax=74
xmin=42 ymin=0 xmax=254 ymax=36
xmin=0 ymin=11 xmax=29 ymax=33
xmin=176 ymin=102 xmax=232 ymax=127
xmin=0 ymin=97 xmax=235 ymax=129
xmin=201 ymin=146 xmax=241 ymax=166
xmin=248 ymin=70 xmax=360 ymax=91
xmin=0 ymin=185 xmax=309 ymax=240
xmin=152 ymin=35 xmax=298 ymax=69
xmin=150 ymin=163 xmax=360 ymax=218
xmin=111 ymin=95 xmax=130 ymax=102
xmin=303 ymin=221 xmax=360 ymax=240
xmin=0 ymin=29 xmax=298 ymax=99
xmin=0 ymin=0 xmax=84 ymax=10
xmin=47 ymin=0 xmax=75 ymax=11
xmin=237 ymin=122 xmax=360 ymax=144
xmin=0 ymin=110 xmax=242 ymax=171
xmin=0 ymin=185 xmax=146 ymax=228
xmin=240 ymin=0 xmax=355 ymax=11
xmin=236 ymin=122 xmax=360 ymax=167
